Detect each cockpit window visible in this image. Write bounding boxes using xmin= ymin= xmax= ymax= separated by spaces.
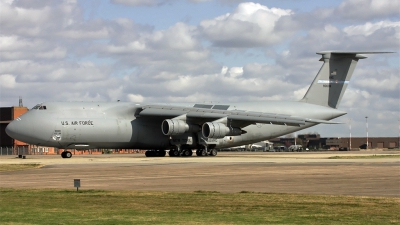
xmin=32 ymin=104 xmax=40 ymax=109
xmin=32 ymin=104 xmax=47 ymax=110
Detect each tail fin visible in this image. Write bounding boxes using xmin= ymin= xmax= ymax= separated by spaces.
xmin=300 ymin=51 xmax=392 ymax=109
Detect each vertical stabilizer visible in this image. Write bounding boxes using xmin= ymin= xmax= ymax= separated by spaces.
xmin=301 ymin=51 xmax=391 ymax=109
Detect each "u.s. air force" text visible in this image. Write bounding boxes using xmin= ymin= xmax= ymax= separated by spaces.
xmin=61 ymin=120 xmax=94 ymax=126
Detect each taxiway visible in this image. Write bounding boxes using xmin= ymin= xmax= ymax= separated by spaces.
xmin=0 ymin=151 xmax=399 ymax=196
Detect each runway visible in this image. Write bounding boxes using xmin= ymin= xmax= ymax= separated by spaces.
xmin=0 ymin=151 xmax=399 ymax=197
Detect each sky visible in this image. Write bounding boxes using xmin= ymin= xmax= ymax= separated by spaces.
xmin=0 ymin=0 xmax=399 ymax=138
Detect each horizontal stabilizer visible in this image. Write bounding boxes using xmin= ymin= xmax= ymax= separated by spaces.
xmin=317 ymin=51 xmax=394 ymax=54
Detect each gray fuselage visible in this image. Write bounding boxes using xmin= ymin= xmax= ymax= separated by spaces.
xmin=6 ymin=101 xmax=345 ymax=150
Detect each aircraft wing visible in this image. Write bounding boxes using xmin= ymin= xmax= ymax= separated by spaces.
xmin=136 ymin=104 xmax=338 ymax=128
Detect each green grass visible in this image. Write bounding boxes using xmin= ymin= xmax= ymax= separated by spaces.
xmin=329 ymin=154 xmax=400 ymax=159
xmin=0 ymin=164 xmax=43 ymax=172
xmin=0 ymin=189 xmax=399 ymax=225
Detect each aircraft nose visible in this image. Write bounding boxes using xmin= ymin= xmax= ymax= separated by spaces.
xmin=5 ymin=119 xmax=20 ymax=140
xmin=5 ymin=118 xmax=33 ymax=143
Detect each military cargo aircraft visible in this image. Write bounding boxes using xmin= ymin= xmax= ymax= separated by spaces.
xmin=5 ymin=51 xmax=391 ymax=158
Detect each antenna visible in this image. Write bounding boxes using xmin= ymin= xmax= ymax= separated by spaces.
xmin=19 ymin=96 xmax=23 ymax=107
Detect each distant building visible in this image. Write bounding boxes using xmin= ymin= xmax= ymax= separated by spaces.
xmin=0 ymin=106 xmax=61 ymax=155
xmin=270 ymin=134 xmax=399 ymax=150
xmin=325 ymin=137 xmax=399 ymax=149
xmin=1 ymin=106 xmax=29 ymax=151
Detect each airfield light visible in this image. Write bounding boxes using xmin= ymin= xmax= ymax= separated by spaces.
xmin=365 ymin=116 xmax=368 ymax=149
xmin=349 ymin=118 xmax=352 ymax=150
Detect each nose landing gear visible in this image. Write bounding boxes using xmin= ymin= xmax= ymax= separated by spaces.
xmin=61 ymin=151 xmax=72 ymax=158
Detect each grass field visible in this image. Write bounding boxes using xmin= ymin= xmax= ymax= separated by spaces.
xmin=0 ymin=189 xmax=398 ymax=225
xmin=0 ymin=164 xmax=43 ymax=172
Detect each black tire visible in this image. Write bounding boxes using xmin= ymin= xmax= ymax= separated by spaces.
xmin=209 ymin=149 xmax=217 ymax=156
xmin=181 ymin=149 xmax=192 ymax=157
xmin=196 ymin=150 xmax=201 ymax=156
xmin=65 ymin=151 xmax=72 ymax=158
xmin=200 ymin=149 xmax=207 ymax=156
xmin=158 ymin=150 xmax=166 ymax=157
xmin=145 ymin=151 xmax=152 ymax=157
xmin=169 ymin=149 xmax=180 ymax=157
xmin=61 ymin=152 xmax=66 ymax=158
xmin=181 ymin=150 xmax=186 ymax=157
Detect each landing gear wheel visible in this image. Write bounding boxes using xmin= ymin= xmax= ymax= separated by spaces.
xmin=195 ymin=149 xmax=207 ymax=156
xmin=209 ymin=149 xmax=217 ymax=156
xmin=169 ymin=149 xmax=180 ymax=157
xmin=65 ymin=151 xmax=72 ymax=158
xmin=196 ymin=149 xmax=204 ymax=156
xmin=145 ymin=151 xmax=153 ymax=157
xmin=181 ymin=149 xmax=192 ymax=157
xmin=62 ymin=151 xmax=72 ymax=158
xmin=146 ymin=150 xmax=166 ymax=157
xmin=196 ymin=149 xmax=207 ymax=157
xmin=158 ymin=150 xmax=166 ymax=157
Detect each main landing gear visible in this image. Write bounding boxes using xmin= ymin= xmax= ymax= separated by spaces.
xmin=195 ymin=149 xmax=217 ymax=157
xmin=169 ymin=149 xmax=193 ymax=157
xmin=61 ymin=151 xmax=72 ymax=158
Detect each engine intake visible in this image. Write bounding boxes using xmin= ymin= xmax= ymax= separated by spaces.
xmin=202 ymin=122 xmax=242 ymax=139
xmin=162 ymin=119 xmax=200 ymax=136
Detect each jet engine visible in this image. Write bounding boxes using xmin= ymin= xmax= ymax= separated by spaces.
xmin=162 ymin=119 xmax=200 ymax=136
xmin=202 ymin=122 xmax=242 ymax=138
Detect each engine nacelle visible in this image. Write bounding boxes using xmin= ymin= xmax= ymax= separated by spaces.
xmin=162 ymin=119 xmax=200 ymax=136
xmin=202 ymin=122 xmax=242 ymax=139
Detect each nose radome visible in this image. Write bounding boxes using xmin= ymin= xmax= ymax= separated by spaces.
xmin=5 ymin=120 xmax=19 ymax=140
xmin=5 ymin=118 xmax=33 ymax=143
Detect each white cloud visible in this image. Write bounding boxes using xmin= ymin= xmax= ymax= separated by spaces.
xmin=127 ymin=93 xmax=144 ymax=102
xmin=293 ymin=87 xmax=308 ymax=100
xmin=220 ymin=66 xmax=228 ymax=75
xmin=200 ymin=2 xmax=293 ymax=47
xmin=111 ymin=0 xmax=167 ymax=7
xmin=0 ymin=0 xmax=81 ymax=37
xmin=228 ymin=67 xmax=243 ymax=77
xmin=1 ymin=60 xmax=110 ymax=83
xmin=337 ymin=0 xmax=400 ymax=21
xmin=344 ymin=21 xmax=400 ymax=36
xmin=58 ymin=26 xmax=110 ymax=39
xmin=355 ymin=75 xmax=399 ymax=92
xmin=0 ymin=74 xmax=16 ymax=88
xmin=0 ymin=36 xmax=67 ymax=60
